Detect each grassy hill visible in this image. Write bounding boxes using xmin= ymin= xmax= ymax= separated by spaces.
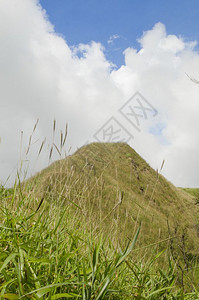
xmin=27 ymin=142 xmax=199 ymax=253
xmin=0 ymin=142 xmax=199 ymax=298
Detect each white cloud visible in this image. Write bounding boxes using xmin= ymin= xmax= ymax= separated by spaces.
xmin=0 ymin=1 xmax=199 ymax=187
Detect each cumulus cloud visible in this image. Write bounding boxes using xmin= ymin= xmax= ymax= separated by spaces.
xmin=0 ymin=1 xmax=199 ymax=187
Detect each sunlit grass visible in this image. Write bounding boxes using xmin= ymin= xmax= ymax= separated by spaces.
xmin=0 ymin=185 xmax=198 ymax=299
xmin=0 ymin=121 xmax=199 ymax=298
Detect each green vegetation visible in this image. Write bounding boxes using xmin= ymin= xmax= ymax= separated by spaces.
xmin=182 ymin=188 xmax=199 ymax=205
xmin=0 ymin=142 xmax=199 ymax=298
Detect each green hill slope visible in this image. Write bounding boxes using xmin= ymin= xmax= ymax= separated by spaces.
xmin=182 ymin=188 xmax=199 ymax=205
xmin=27 ymin=142 xmax=199 ymax=258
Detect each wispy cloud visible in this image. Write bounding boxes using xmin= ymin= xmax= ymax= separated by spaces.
xmin=107 ymin=34 xmax=121 ymax=44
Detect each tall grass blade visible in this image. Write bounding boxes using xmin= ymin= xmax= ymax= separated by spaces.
xmin=0 ymin=253 xmax=17 ymax=273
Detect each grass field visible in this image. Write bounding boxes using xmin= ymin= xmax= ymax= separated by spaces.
xmin=0 ymin=141 xmax=199 ymax=299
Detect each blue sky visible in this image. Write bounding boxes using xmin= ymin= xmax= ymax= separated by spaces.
xmin=39 ymin=0 xmax=199 ymax=66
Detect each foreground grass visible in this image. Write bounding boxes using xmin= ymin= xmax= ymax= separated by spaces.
xmin=0 ymin=185 xmax=198 ymax=299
